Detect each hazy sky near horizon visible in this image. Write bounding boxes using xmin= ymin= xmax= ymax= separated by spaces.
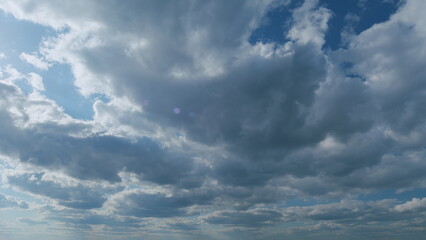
xmin=1 ymin=0 xmax=426 ymax=239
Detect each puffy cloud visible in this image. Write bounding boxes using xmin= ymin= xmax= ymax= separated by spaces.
xmin=0 ymin=65 xmax=45 ymax=91
xmin=0 ymin=0 xmax=426 ymax=238
xmin=337 ymin=0 xmax=426 ymax=138
xmin=0 ymin=72 xmax=204 ymax=187
xmin=1 ymin=0 xmax=276 ymax=95
xmin=287 ymin=0 xmax=332 ymax=46
xmin=394 ymin=197 xmax=426 ymax=212
xmin=0 ymin=0 xmax=417 ymax=189
xmin=26 ymin=73 xmax=44 ymax=91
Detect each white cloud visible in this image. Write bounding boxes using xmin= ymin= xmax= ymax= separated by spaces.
xmin=0 ymin=66 xmax=45 ymax=92
xmin=0 ymin=67 xmax=75 ymax=127
xmin=26 ymin=73 xmax=44 ymax=91
xmin=19 ymin=52 xmax=51 ymax=70
xmin=287 ymin=0 xmax=332 ymax=47
xmin=394 ymin=197 xmax=426 ymax=212
xmin=0 ymin=65 xmax=24 ymax=85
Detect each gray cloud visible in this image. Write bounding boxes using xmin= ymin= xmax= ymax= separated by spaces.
xmin=7 ymin=172 xmax=108 ymax=209
xmin=0 ymin=81 xmax=204 ymax=187
xmin=0 ymin=0 xmax=426 ymax=238
xmin=0 ymin=0 xmax=421 ymax=191
xmin=204 ymin=209 xmax=283 ymax=228
xmin=110 ymin=189 xmax=216 ymax=218
xmin=39 ymin=205 xmax=143 ymax=231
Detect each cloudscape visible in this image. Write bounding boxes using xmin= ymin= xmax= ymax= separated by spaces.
xmin=0 ymin=0 xmax=426 ymax=239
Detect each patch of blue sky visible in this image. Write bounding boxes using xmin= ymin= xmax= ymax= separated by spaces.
xmin=249 ymin=0 xmax=401 ymax=50
xmin=0 ymin=10 xmax=47 ymax=55
xmin=41 ymin=64 xmax=96 ymax=120
xmin=0 ymin=10 xmax=99 ymax=120
xmin=0 ymin=209 xmax=32 ymax=222
xmin=248 ymin=1 xmax=301 ymax=44
xmin=321 ymin=0 xmax=401 ymax=50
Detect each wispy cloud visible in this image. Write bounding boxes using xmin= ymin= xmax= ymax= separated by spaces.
xmin=19 ymin=52 xmax=51 ymax=70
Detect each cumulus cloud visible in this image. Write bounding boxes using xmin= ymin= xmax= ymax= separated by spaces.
xmin=0 ymin=0 xmax=426 ymax=238
xmin=394 ymin=197 xmax=426 ymax=212
xmin=287 ymin=0 xmax=332 ymax=46
xmin=0 ymin=65 xmax=45 ymax=92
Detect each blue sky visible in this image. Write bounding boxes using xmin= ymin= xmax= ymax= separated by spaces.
xmin=1 ymin=0 xmax=426 ymax=239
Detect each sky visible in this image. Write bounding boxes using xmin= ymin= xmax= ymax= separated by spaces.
xmin=0 ymin=0 xmax=426 ymax=239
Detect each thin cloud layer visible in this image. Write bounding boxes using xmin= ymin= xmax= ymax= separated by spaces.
xmin=0 ymin=193 xmax=28 ymax=209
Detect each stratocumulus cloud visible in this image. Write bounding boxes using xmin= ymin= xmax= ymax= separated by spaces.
xmin=0 ymin=0 xmax=426 ymax=239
